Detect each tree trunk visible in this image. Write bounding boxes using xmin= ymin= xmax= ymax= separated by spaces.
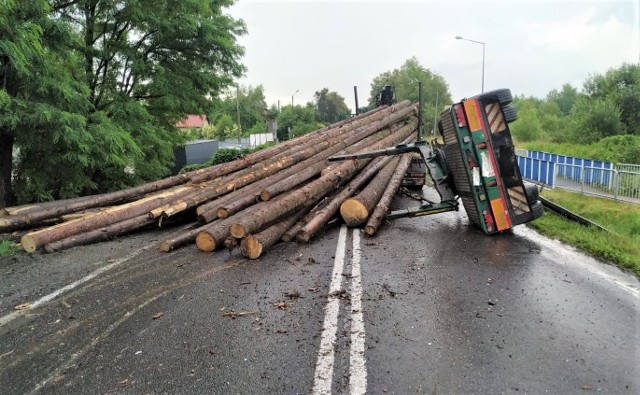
xmin=340 ymin=156 xmax=401 ymax=227
xmin=185 ymin=103 xmax=390 ymax=183
xmin=240 ymin=205 xmax=310 ymax=259
xmin=230 ymin=120 xmax=416 ymax=239
xmin=44 ymin=214 xmax=155 ymax=252
xmin=257 ymin=116 xmax=413 ymax=202
xmin=159 ymin=225 xmax=206 ymax=252
xmin=195 ymin=216 xmax=237 ymax=252
xmin=295 ymin=156 xmax=393 ymax=242
xmin=19 ymin=186 xmax=193 ymax=252
xmin=365 ymin=153 xmax=413 ymax=236
xmin=161 ymin=102 xmax=414 ymax=219
xmin=295 ymin=141 xmax=412 ymax=243
xmin=0 ymin=131 xmax=14 ymax=209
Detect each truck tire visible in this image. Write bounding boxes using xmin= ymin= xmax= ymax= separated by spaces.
xmin=524 ymin=183 xmax=539 ymax=204
xmin=530 ymin=200 xmax=544 ymax=219
xmin=476 ymin=89 xmax=513 ymax=105
xmin=503 ymin=106 xmax=517 ymax=123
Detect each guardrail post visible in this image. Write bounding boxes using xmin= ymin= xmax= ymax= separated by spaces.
xmin=613 ymin=169 xmax=619 ymax=201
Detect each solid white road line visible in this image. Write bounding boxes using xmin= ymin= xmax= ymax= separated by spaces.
xmin=0 ymin=245 xmax=149 ymax=327
xmin=312 ymin=225 xmax=348 ymax=395
xmin=349 ymin=230 xmax=367 ymax=395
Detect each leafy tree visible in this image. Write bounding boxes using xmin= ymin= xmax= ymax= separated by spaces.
xmin=314 ymin=88 xmax=350 ymax=124
xmin=583 ymin=63 xmax=640 ymax=135
xmin=1 ymin=0 xmax=246 ymax=205
xmin=0 ymin=0 xmax=89 ymax=206
xmin=547 ymin=83 xmax=579 ymax=116
xmin=368 ymin=57 xmax=452 ymax=135
xmin=209 ymin=84 xmax=267 ymax=138
xmin=567 ymin=97 xmax=623 ymax=144
xmin=276 ymin=104 xmax=317 ymax=140
xmin=510 ymin=99 xmax=545 ymax=141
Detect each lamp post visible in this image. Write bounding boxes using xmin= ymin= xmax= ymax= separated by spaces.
xmin=291 ymin=89 xmax=299 ymax=107
xmin=456 ymin=36 xmax=485 ymax=93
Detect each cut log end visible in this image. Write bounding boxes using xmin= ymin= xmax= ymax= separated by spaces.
xmin=259 ymin=191 xmax=271 ymax=201
xmin=340 ymin=198 xmax=370 ymax=227
xmin=159 ymin=241 xmax=172 ymax=253
xmin=217 ymin=208 xmax=229 ymax=219
xmin=224 ymin=236 xmax=238 ymax=251
xmin=364 ymin=225 xmax=376 ymax=237
xmin=296 ymin=231 xmax=311 ymax=243
xmin=240 ymin=235 xmax=263 ymax=260
xmin=20 ymin=234 xmax=38 ymax=253
xmin=195 ymin=231 xmax=216 ymax=252
xmin=230 ymin=223 xmax=246 ymax=239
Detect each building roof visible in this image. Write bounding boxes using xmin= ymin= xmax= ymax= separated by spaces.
xmin=176 ymin=115 xmax=208 ymax=128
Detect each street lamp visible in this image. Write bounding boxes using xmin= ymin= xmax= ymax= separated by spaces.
xmin=291 ymin=89 xmax=299 ymax=107
xmin=456 ymin=36 xmax=485 ymax=93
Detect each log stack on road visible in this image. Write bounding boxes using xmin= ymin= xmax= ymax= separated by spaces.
xmin=0 ymin=101 xmax=425 ymax=258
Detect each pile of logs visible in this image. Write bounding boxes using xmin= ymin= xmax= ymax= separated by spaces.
xmin=0 ymin=101 xmax=420 ymax=259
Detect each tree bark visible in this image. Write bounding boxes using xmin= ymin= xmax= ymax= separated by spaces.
xmin=340 ymin=156 xmax=401 ymax=227
xmin=44 ymin=214 xmax=155 ymax=252
xmin=195 ymin=216 xmax=237 ymax=252
xmin=365 ymin=153 xmax=413 ymax=236
xmin=159 ymin=225 xmax=206 ymax=252
xmin=19 ymin=185 xmax=193 ymax=252
xmin=257 ymin=116 xmax=414 ymax=202
xmin=230 ymin=119 xmax=416 ymax=239
xmin=160 ymin=104 xmax=413 ymax=219
xmin=240 ymin=206 xmax=310 ymax=259
xmin=0 ymin=131 xmax=14 ymax=208
xmin=295 ymin=138 xmax=413 ymax=243
xmin=0 ymin=107 xmax=388 ymax=228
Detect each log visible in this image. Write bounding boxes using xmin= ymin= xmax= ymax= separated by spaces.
xmin=281 ymin=196 xmax=333 ymax=242
xmin=340 ymin=156 xmax=401 ymax=227
xmin=195 ymin=216 xmax=238 ymax=252
xmin=295 ymin=138 xmax=413 ymax=243
xmin=44 ymin=214 xmax=155 ymax=253
xmin=224 ymin=236 xmax=238 ymax=251
xmin=240 ymin=205 xmax=311 ymax=259
xmin=229 ymin=120 xmax=416 ymax=239
xmin=159 ymin=224 xmax=208 ymax=252
xmin=364 ymin=153 xmax=413 ymax=236
xmin=187 ymin=104 xmax=389 ymax=184
xmin=1 ymin=106 xmax=392 ymax=232
xmin=161 ymin=103 xmax=414 ymax=219
xmin=257 ymin=117 xmax=414 ymax=202
xmin=20 ymin=185 xmax=194 ymax=252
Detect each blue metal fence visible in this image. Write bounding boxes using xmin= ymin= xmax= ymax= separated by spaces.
xmin=519 ymin=150 xmax=640 ymax=203
xmin=517 ymin=156 xmax=555 ymax=186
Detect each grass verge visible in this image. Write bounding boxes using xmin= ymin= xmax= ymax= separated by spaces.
xmin=0 ymin=240 xmax=20 ymax=258
xmin=530 ymin=189 xmax=640 ymax=277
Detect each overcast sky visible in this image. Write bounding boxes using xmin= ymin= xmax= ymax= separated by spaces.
xmin=229 ymin=0 xmax=639 ymax=111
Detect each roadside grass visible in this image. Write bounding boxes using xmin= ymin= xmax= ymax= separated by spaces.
xmin=530 ymin=189 xmax=640 ymax=277
xmin=0 ymin=240 xmax=20 ymax=258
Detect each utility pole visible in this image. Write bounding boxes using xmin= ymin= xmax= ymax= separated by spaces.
xmin=236 ymin=85 xmax=241 ymax=143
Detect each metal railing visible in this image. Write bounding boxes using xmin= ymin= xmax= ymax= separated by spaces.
xmin=554 ymin=163 xmax=640 ymax=203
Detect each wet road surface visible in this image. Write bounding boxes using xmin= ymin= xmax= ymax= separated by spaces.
xmin=0 ymin=197 xmax=638 ymax=394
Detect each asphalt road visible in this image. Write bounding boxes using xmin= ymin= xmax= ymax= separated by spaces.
xmin=1 ymin=195 xmax=639 ymax=394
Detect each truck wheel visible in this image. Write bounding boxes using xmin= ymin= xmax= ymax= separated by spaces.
xmin=530 ymin=200 xmax=544 ymax=219
xmin=503 ymin=106 xmax=517 ymax=123
xmin=524 ymin=183 xmax=539 ymax=204
xmin=476 ymin=89 xmax=513 ymax=105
